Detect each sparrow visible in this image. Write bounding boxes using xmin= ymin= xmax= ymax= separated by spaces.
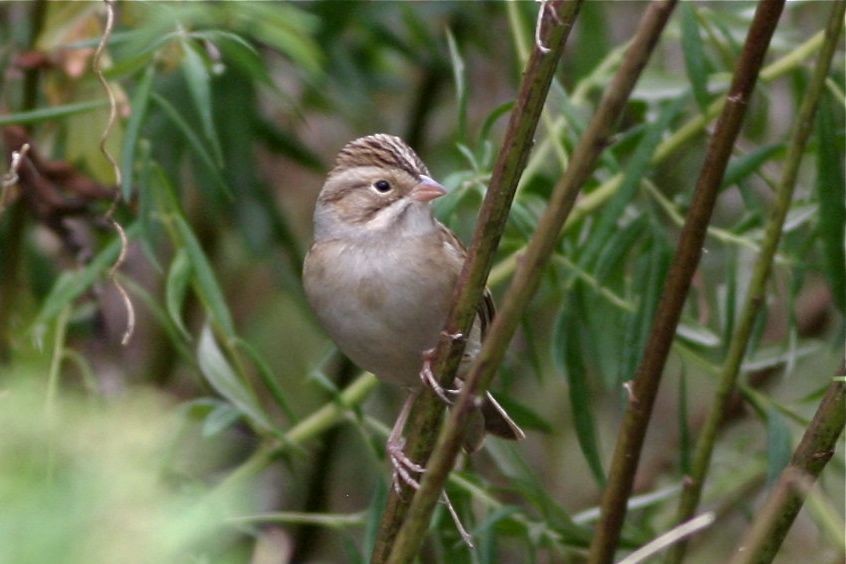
xmin=302 ymin=134 xmax=524 ymax=485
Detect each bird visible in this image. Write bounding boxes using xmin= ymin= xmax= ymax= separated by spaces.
xmin=302 ymin=133 xmax=524 ymax=488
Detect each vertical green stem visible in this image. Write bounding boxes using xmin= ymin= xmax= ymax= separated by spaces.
xmin=667 ymin=3 xmax=846 ymax=561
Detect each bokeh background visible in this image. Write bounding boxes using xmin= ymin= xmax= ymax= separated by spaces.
xmin=0 ymin=2 xmax=843 ymax=562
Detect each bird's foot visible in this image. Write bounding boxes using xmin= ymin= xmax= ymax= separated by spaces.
xmin=419 ymin=348 xmax=461 ymax=404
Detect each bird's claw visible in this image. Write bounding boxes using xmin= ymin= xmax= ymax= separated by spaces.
xmin=388 ymin=437 xmax=424 ymax=494
xmin=420 ymin=349 xmax=461 ymax=404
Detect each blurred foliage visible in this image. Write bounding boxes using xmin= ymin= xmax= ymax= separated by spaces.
xmin=0 ymin=1 xmax=843 ymax=562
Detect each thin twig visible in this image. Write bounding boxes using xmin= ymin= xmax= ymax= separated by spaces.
xmin=728 ymin=367 xmax=846 ymax=564
xmin=618 ymin=512 xmax=715 ymax=564
xmin=92 ymin=0 xmax=134 ymax=345
xmin=371 ymin=2 xmax=583 ymax=561
xmin=381 ymin=2 xmax=677 ymax=562
xmin=667 ymin=3 xmax=846 ymax=561
xmin=587 ymin=2 xmax=786 ymax=562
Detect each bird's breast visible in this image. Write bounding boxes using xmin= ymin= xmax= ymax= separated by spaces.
xmin=304 ymin=237 xmax=459 ymax=385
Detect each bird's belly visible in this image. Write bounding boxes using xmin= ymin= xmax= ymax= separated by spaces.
xmin=304 ymin=242 xmax=452 ymax=386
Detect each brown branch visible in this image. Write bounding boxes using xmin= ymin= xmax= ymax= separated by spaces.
xmin=370 ymin=1 xmax=583 ymax=561
xmin=668 ymin=2 xmax=846 ymax=561
xmin=380 ymin=1 xmax=681 ymax=561
xmin=728 ymin=364 xmax=846 ymax=564
xmin=587 ymin=1 xmax=786 ymax=562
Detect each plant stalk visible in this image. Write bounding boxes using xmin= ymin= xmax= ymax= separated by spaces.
xmin=667 ymin=2 xmax=846 ymax=561
xmin=382 ymin=1 xmax=679 ymax=562
xmin=728 ymin=367 xmax=846 ymax=564
xmin=587 ymin=2 xmax=786 ymax=562
xmin=371 ymin=1 xmax=583 ymax=561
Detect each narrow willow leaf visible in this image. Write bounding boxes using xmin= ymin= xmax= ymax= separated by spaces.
xmin=166 ymin=248 xmax=193 ymax=341
xmin=479 ymin=101 xmax=514 ymax=145
xmin=580 ymin=97 xmax=685 ymax=269
xmin=172 ymin=215 xmax=236 ymax=337
xmin=151 ymin=93 xmax=232 ymax=199
xmin=508 ymin=199 xmax=539 ymax=240
xmin=445 ymin=28 xmax=467 ymax=143
xmin=363 ymin=480 xmax=388 ymax=560
xmin=676 ymin=321 xmax=721 ymax=348
xmin=555 ymin=304 xmax=606 ymax=487
xmin=252 ymin=116 xmax=324 ymax=170
xmin=594 ymin=216 xmax=648 ymax=283
xmin=32 ymin=223 xmax=140 ymax=330
xmin=181 ymin=39 xmax=224 ymax=165
xmin=122 ymin=276 xmax=194 ymax=366
xmin=815 ymin=93 xmax=846 ymax=313
xmin=487 ymin=443 xmax=592 ymax=546
xmin=120 ymin=64 xmax=156 ymax=200
xmin=202 ymin=401 xmax=242 ymax=437
xmin=455 ymin=143 xmax=479 ymax=172
xmin=197 ymin=324 xmax=273 ymax=433
xmin=680 ymin=3 xmax=710 ymax=111
xmin=765 ymin=406 xmax=792 ymax=485
xmin=232 ymin=337 xmax=298 ymax=423
xmin=0 ymin=99 xmax=108 ymax=126
xmin=721 ymin=143 xmax=783 ymax=190
xmin=620 ymin=231 xmax=670 ymax=385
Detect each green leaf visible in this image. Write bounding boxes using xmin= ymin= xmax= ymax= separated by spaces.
xmin=363 ymin=480 xmax=388 ymax=560
xmin=181 ymin=39 xmax=224 ymax=166
xmin=121 ymin=64 xmax=156 ymax=200
xmin=151 ymin=92 xmax=232 ymax=199
xmin=197 ymin=324 xmax=273 ymax=433
xmin=232 ymin=337 xmax=297 ymax=423
xmin=721 ymin=143 xmax=783 ymax=190
xmin=172 ymin=214 xmax=236 ymax=337
xmin=815 ymin=93 xmax=846 ymax=313
xmin=479 ymin=101 xmax=514 ymax=145
xmin=252 ymin=116 xmax=324 ymax=171
xmin=122 ymin=276 xmax=194 ymax=365
xmin=680 ymin=3 xmax=710 ymax=112
xmin=620 ymin=230 xmax=670 ymax=385
xmin=202 ymin=401 xmax=243 ymax=437
xmin=32 ymin=223 xmax=140 ymax=331
xmin=765 ymin=406 xmax=792 ymax=485
xmin=554 ymin=306 xmax=606 ymax=487
xmin=0 ymin=99 xmax=108 ymax=126
xmin=579 ymin=97 xmax=685 ymax=269
xmin=166 ymin=248 xmax=193 ymax=341
xmin=594 ymin=216 xmax=648 ymax=282
xmin=446 ymin=28 xmax=467 ymax=143
xmin=487 ymin=443 xmax=592 ymax=546
xmin=676 ymin=321 xmax=721 ymax=348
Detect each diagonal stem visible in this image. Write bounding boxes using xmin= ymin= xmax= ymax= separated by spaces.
xmin=728 ymin=366 xmax=846 ymax=564
xmin=667 ymin=2 xmax=846 ymax=561
xmin=381 ymin=1 xmax=679 ymax=562
xmin=587 ymin=2 xmax=786 ymax=562
xmin=370 ymin=1 xmax=584 ymax=561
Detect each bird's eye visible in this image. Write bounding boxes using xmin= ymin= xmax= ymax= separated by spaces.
xmin=373 ymin=180 xmax=392 ymax=193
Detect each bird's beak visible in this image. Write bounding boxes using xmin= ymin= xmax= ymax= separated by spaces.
xmin=409 ymin=175 xmax=447 ymax=202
